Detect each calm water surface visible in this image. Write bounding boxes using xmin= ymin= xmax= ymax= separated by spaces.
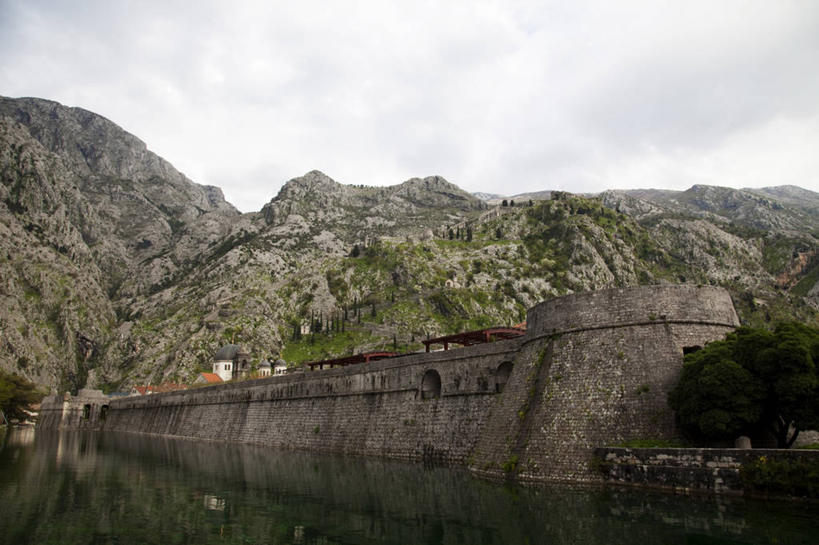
xmin=1 ymin=429 xmax=817 ymax=544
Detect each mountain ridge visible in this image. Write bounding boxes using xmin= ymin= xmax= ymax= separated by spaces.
xmin=1 ymin=96 xmax=818 ymax=393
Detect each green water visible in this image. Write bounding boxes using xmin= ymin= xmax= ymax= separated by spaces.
xmin=1 ymin=429 xmax=817 ymax=544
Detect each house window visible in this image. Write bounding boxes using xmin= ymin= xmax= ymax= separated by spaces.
xmin=82 ymin=404 xmax=91 ymax=420
xmin=100 ymin=405 xmax=109 ymax=421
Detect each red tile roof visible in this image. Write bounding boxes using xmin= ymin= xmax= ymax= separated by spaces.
xmin=198 ymin=372 xmax=223 ymax=384
xmin=131 ymin=382 xmax=189 ymax=395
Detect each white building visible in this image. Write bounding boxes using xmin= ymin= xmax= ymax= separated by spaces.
xmin=274 ymin=359 xmax=288 ymax=375
xmin=212 ymin=344 xmax=251 ymax=382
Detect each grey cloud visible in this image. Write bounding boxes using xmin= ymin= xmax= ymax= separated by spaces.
xmin=1 ymin=0 xmax=818 ymax=211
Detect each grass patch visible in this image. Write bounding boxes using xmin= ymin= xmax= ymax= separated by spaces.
xmin=281 ymin=328 xmax=378 ymax=364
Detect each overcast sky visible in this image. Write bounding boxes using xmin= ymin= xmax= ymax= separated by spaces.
xmin=2 ymin=1 xmax=818 ymax=212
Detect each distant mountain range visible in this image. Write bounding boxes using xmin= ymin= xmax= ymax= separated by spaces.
xmin=476 ymin=185 xmax=819 ymax=230
xmin=1 ymin=96 xmax=817 ymax=393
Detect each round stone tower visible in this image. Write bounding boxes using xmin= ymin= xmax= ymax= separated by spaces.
xmin=470 ymin=284 xmax=739 ymax=483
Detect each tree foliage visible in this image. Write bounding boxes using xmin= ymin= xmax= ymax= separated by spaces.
xmin=0 ymin=369 xmax=44 ymax=423
xmin=668 ymin=323 xmax=819 ymax=448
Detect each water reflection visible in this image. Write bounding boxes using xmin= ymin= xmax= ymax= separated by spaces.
xmin=0 ymin=430 xmax=817 ymax=544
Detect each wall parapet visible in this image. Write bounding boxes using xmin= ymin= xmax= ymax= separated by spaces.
xmin=526 ymin=285 xmax=740 ymax=338
xmin=107 ymin=337 xmax=523 ymax=413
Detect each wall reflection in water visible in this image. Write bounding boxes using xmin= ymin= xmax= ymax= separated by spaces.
xmin=0 ymin=430 xmax=817 ymax=545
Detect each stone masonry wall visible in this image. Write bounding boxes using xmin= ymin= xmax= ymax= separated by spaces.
xmin=595 ymin=447 xmax=819 ymax=495
xmin=39 ymin=389 xmax=111 ymax=430
xmin=96 ymin=339 xmax=523 ymax=464
xmin=469 ymin=285 xmax=739 ymax=483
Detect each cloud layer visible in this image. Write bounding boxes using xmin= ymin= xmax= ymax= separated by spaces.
xmin=2 ymin=0 xmax=818 ymax=211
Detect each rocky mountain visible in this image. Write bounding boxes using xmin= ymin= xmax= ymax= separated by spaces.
xmin=472 ymin=192 xmax=502 ymax=201
xmin=260 ymin=170 xmax=486 ymax=251
xmin=478 ymin=190 xmax=552 ymax=206
xmin=1 ymin=96 xmax=817 ymax=394
xmin=0 ymin=97 xmax=240 ymax=298
xmin=0 ymin=96 xmax=241 ymax=389
xmin=617 ymin=184 xmax=819 ymax=234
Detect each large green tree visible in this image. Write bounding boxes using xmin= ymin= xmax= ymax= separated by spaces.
xmin=668 ymin=323 xmax=819 ymax=448
xmin=0 ymin=369 xmax=44 ymax=423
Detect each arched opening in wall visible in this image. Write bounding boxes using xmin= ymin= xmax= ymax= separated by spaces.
xmin=683 ymin=346 xmax=702 ymax=357
xmin=82 ymin=404 xmax=91 ymax=420
xmin=421 ymin=369 xmax=441 ymax=400
xmin=495 ymin=361 xmax=513 ymax=393
xmin=100 ymin=405 xmax=109 ymax=421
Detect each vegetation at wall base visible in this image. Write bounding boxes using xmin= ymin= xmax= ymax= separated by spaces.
xmin=668 ymin=323 xmax=819 ymax=448
xmin=740 ymin=455 xmax=819 ymax=499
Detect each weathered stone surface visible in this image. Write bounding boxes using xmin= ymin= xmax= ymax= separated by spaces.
xmin=76 ymin=339 xmax=519 ymax=464
xmin=735 ymin=436 xmax=752 ymax=449
xmin=595 ymin=447 xmax=819 ymax=496
xmin=470 ymin=285 xmax=739 ymax=483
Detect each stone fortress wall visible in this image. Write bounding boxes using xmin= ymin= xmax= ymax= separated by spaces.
xmin=470 ymin=285 xmax=740 ymax=482
xmin=102 ymin=337 xmax=522 ymax=465
xmin=39 ymin=285 xmax=740 ymax=484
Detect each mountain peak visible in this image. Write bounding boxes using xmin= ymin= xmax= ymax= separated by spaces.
xmin=277 ymin=170 xmax=341 ymax=195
